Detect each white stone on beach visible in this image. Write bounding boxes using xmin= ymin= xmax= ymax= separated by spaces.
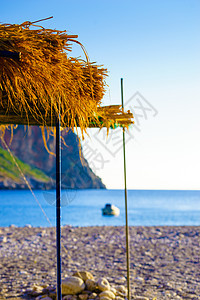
xmin=115 ymin=286 xmax=127 ymax=297
xmin=86 ymin=279 xmax=98 ymax=292
xmin=25 ymin=224 xmax=32 ymax=228
xmin=37 ymin=230 xmax=47 ymax=237
xmin=99 ymin=290 xmax=115 ymax=299
xmin=115 ymin=296 xmax=124 ymax=300
xmin=62 ymin=276 xmax=85 ymax=295
xmin=97 ymin=278 xmax=110 ymax=292
xmin=115 ymin=297 xmax=124 ymax=300
xmin=0 ymin=236 xmax=7 ymax=243
xmin=110 ymin=287 xmax=117 ymax=295
xmin=88 ymin=292 xmax=97 ymax=299
xmin=19 ymin=270 xmax=28 ymax=275
xmin=28 ymin=285 xmax=44 ymax=296
xmin=135 ymin=277 xmax=144 ymax=283
xmin=73 ymin=271 xmax=94 ymax=282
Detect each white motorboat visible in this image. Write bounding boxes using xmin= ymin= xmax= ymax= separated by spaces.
xmin=102 ymin=203 xmax=120 ymax=216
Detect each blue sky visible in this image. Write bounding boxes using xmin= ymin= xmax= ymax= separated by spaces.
xmin=1 ymin=0 xmax=200 ymax=189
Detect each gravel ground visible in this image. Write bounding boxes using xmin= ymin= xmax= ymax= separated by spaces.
xmin=0 ymin=226 xmax=200 ymax=300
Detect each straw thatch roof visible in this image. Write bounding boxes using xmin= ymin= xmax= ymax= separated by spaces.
xmin=0 ymin=20 xmax=133 ymax=137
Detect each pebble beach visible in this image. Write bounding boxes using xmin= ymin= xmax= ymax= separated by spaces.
xmin=0 ymin=225 xmax=200 ymax=300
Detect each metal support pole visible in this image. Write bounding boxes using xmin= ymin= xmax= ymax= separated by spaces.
xmin=121 ymin=78 xmax=131 ymax=300
xmin=56 ymin=119 xmax=62 ymax=300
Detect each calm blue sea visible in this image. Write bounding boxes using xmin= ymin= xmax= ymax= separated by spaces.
xmin=0 ymin=189 xmax=200 ymax=227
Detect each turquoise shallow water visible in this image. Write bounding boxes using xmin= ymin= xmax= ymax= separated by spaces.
xmin=0 ymin=189 xmax=200 ymax=227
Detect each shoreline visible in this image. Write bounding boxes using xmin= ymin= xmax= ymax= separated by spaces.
xmin=1 ymin=224 xmax=200 ymax=228
xmin=0 ymin=226 xmax=200 ymax=299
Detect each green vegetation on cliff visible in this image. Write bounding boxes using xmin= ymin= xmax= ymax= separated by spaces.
xmin=0 ymin=147 xmax=50 ymax=188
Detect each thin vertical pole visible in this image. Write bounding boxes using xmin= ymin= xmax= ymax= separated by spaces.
xmin=121 ymin=78 xmax=131 ymax=300
xmin=56 ymin=119 xmax=62 ymax=300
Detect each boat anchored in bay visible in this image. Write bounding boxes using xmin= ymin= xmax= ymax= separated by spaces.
xmin=102 ymin=203 xmax=120 ymax=216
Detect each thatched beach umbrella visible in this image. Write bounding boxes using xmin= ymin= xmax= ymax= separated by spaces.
xmin=0 ymin=19 xmax=133 ymax=300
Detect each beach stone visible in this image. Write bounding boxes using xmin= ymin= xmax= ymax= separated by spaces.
xmin=19 ymin=270 xmax=28 ymax=275
xmin=115 ymin=286 xmax=127 ymax=297
xmin=97 ymin=278 xmax=110 ymax=292
xmin=115 ymin=297 xmax=124 ymax=300
xmin=110 ymin=288 xmax=116 ymax=295
xmin=63 ymin=296 xmax=78 ymax=300
xmin=27 ymin=285 xmax=44 ymax=296
xmin=10 ymin=224 xmax=16 ymax=228
xmin=25 ymin=224 xmax=32 ymax=228
xmin=149 ymin=278 xmax=158 ymax=286
xmin=37 ymin=230 xmax=47 ymax=237
xmin=62 ymin=277 xmax=85 ymax=295
xmin=86 ymin=279 xmax=98 ymax=292
xmin=0 ymin=236 xmax=7 ymax=243
xmin=115 ymin=277 xmax=126 ymax=284
xmin=135 ymin=277 xmax=144 ymax=283
xmin=88 ymin=292 xmax=97 ymax=299
xmin=73 ymin=271 xmax=94 ymax=282
xmin=99 ymin=291 xmax=115 ymax=299
xmin=79 ymin=294 xmax=88 ymax=300
xmin=82 ymin=290 xmax=92 ymax=295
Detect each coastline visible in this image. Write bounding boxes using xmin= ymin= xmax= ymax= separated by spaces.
xmin=0 ymin=225 xmax=200 ymax=299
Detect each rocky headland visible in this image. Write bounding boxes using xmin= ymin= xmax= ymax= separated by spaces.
xmin=0 ymin=126 xmax=105 ymax=189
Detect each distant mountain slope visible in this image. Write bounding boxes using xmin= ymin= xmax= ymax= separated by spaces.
xmin=0 ymin=147 xmax=51 ymax=189
xmin=0 ymin=126 xmax=106 ymax=189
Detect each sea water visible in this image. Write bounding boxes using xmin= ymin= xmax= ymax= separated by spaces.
xmin=0 ymin=189 xmax=200 ymax=227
